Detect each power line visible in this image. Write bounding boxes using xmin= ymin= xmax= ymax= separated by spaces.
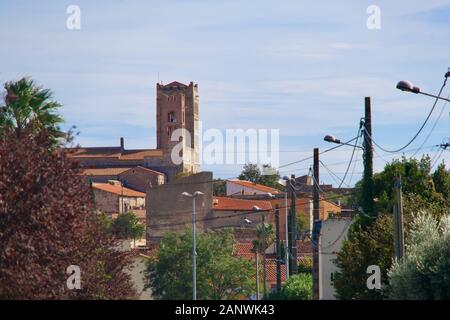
xmin=281 ymin=144 xmax=438 ymax=174
xmin=363 ymin=75 xmax=448 ymax=154
xmin=147 ymin=190 xmax=356 ymax=229
xmin=412 ymin=92 xmax=450 ymax=157
xmin=277 ymin=136 xmax=358 ymax=170
xmin=348 ymin=144 xmax=362 ymax=186
xmin=319 ymin=160 xmax=349 ymax=188
xmin=336 ymin=128 xmax=362 ymax=188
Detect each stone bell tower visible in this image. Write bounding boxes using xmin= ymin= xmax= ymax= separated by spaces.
xmin=156 ymin=81 xmax=200 ymax=175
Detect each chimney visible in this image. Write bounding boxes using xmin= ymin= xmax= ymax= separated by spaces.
xmin=120 ymin=137 xmax=124 ymax=151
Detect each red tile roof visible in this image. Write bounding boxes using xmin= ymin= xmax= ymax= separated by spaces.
xmin=234 ymin=242 xmax=255 ymax=259
xmin=213 ymin=197 xmax=272 ymax=212
xmin=66 ymin=147 xmax=162 ymax=159
xmin=119 ymin=149 xmax=163 ymax=160
xmin=119 ymin=166 xmax=165 ymax=176
xmin=234 ymin=241 xmax=313 ymax=284
xmin=81 ymin=167 xmax=132 ymax=176
xmin=92 ymin=183 xmax=146 ymax=197
xmin=68 ymin=147 xmax=122 ymax=158
xmin=227 ymin=179 xmax=282 ymax=194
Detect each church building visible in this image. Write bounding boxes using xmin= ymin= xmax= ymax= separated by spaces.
xmin=67 ymin=81 xmax=200 ymax=186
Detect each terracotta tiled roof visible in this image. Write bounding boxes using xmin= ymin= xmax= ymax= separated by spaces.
xmin=119 ymin=149 xmax=163 ymax=160
xmin=81 ymin=167 xmax=132 ymax=176
xmin=227 ymin=179 xmax=282 ymax=194
xmin=119 ymin=166 xmax=165 ymax=176
xmin=66 ymin=147 xmax=162 ymax=160
xmin=265 ymin=259 xmax=287 ymax=282
xmin=234 ymin=242 xmax=255 ymax=260
xmin=234 ymin=241 xmax=313 ymax=284
xmin=92 ymin=183 xmax=146 ymax=197
xmin=296 ymin=240 xmax=313 ymax=256
xmin=213 ymin=196 xmax=272 ymax=212
xmin=67 ymin=147 xmax=122 ymax=158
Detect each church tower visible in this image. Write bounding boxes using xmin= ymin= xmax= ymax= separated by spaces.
xmin=156 ymin=81 xmax=200 ymax=175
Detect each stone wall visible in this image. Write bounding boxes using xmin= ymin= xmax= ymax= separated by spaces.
xmin=146 ymin=171 xmax=213 ymax=244
xmin=93 ymin=189 xmax=118 ymax=215
xmin=119 ymin=167 xmax=165 ymax=192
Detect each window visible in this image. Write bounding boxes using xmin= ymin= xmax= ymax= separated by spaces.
xmin=167 ymin=126 xmax=172 ymax=137
xmin=168 ymin=112 xmax=177 ymax=123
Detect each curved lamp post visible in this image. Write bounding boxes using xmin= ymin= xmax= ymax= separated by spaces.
xmin=324 ymin=134 xmax=364 ymax=150
xmin=181 ymin=191 xmax=204 ymax=300
xmin=396 ymin=79 xmax=450 ymax=103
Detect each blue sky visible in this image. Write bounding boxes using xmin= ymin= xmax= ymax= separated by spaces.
xmin=1 ymin=0 xmax=449 ymax=184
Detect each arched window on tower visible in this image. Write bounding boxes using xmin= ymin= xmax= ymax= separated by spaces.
xmin=168 ymin=112 xmax=177 ymax=123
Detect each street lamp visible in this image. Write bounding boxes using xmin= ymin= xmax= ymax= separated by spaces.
xmin=181 ymin=191 xmax=204 ymax=300
xmin=324 ymin=134 xmax=364 ymax=150
xmin=396 ymin=78 xmax=450 ymax=103
xmin=278 ymin=177 xmax=290 ymax=281
xmin=244 ymin=216 xmax=260 ymax=300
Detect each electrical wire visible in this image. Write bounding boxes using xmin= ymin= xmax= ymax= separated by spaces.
xmin=319 ymin=160 xmax=349 ymax=188
xmin=348 ymin=144 xmax=362 ymax=186
xmin=412 ymin=92 xmax=450 ymax=157
xmin=147 ymin=189 xmax=356 ymax=229
xmin=363 ymin=76 xmax=448 ymax=154
xmin=277 ymin=136 xmax=359 ymax=170
xmin=337 ymin=128 xmax=362 ymax=188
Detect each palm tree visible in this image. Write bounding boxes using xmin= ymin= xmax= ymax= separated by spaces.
xmin=0 ymin=77 xmax=63 ymax=144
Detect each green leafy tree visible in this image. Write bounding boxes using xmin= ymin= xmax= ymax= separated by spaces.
xmin=333 ymin=192 xmax=448 ymax=300
xmin=96 ymin=211 xmax=113 ymax=234
xmin=238 ymin=163 xmax=281 ymax=190
xmin=333 ymin=214 xmax=394 ymax=300
xmin=112 ymin=212 xmax=145 ymax=245
xmin=145 ymin=229 xmax=254 ymax=300
xmin=432 ymin=162 xmax=450 ymax=202
xmin=354 ymin=156 xmax=436 ymax=216
xmin=0 ymin=78 xmax=64 ymax=146
xmin=213 ymin=179 xmax=226 ymax=196
xmin=296 ymin=213 xmax=309 ymax=238
xmin=266 ymin=273 xmax=312 ymax=300
xmin=388 ymin=212 xmax=450 ymax=299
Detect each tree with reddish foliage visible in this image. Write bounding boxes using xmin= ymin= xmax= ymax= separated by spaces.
xmin=0 ymin=129 xmax=137 ymax=299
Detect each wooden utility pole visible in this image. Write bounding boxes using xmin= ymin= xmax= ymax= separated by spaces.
xmin=312 ymin=148 xmax=320 ymax=300
xmin=262 ymin=213 xmax=267 ymax=295
xmin=288 ymin=175 xmax=298 ymax=275
xmin=362 ymin=97 xmax=375 ymax=225
xmin=394 ymin=175 xmax=405 ymax=260
xmin=255 ymin=251 xmax=260 ymax=300
xmin=275 ymin=205 xmax=282 ymax=293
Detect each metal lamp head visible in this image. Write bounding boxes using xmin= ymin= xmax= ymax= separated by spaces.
xmin=324 ymin=134 xmax=340 ymax=144
xmin=396 ymin=80 xmax=420 ymax=93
